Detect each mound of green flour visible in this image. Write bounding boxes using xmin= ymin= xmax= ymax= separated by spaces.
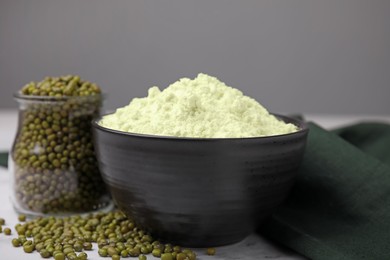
xmin=100 ymin=73 xmax=298 ymax=138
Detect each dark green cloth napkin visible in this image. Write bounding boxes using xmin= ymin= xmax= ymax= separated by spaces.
xmin=262 ymin=122 xmax=390 ymax=260
xmin=0 ymin=152 xmax=8 ymax=168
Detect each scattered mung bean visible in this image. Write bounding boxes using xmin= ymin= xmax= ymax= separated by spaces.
xmin=18 ymin=214 xmax=26 ymax=222
xmin=138 ymin=255 xmax=147 ymax=260
xmin=4 ymin=227 xmax=11 ymax=235
xmin=12 ymin=238 xmax=21 ymax=247
xmin=207 ymin=247 xmax=216 ymax=255
xmin=8 ymin=210 xmax=201 ymax=259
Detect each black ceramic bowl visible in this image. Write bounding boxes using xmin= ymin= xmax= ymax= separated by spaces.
xmin=92 ymin=115 xmax=308 ymax=247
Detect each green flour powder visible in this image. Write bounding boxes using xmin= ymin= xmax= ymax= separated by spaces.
xmin=100 ymin=73 xmax=298 ymax=138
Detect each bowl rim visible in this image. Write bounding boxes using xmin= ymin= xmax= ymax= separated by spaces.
xmin=92 ymin=113 xmax=308 ymax=141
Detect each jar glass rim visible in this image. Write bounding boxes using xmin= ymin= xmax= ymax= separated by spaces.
xmin=13 ymin=91 xmax=104 ymax=102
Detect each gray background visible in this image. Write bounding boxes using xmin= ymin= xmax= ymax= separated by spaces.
xmin=1 ymin=0 xmax=389 ymax=114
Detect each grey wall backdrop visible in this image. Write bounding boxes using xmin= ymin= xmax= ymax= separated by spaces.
xmin=1 ymin=0 xmax=389 ymax=114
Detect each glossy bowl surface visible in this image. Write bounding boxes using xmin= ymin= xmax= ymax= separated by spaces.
xmin=92 ymin=115 xmax=308 ymax=247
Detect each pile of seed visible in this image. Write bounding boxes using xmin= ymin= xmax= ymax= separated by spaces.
xmin=12 ymin=75 xmax=108 ymax=213
xmin=21 ymin=75 xmax=101 ymax=97
xmin=9 ymin=211 xmax=211 ymax=260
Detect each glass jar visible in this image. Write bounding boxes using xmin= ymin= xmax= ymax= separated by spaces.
xmin=10 ymin=92 xmax=112 ymax=215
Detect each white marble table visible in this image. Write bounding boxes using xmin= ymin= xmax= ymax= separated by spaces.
xmin=1 ymin=110 xmax=389 ymax=260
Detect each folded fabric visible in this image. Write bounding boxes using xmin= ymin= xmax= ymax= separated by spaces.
xmin=261 ymin=122 xmax=390 ymax=260
xmin=0 ymin=152 xmax=7 ymax=168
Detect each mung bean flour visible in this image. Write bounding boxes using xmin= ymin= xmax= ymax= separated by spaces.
xmin=100 ymin=73 xmax=298 ymax=138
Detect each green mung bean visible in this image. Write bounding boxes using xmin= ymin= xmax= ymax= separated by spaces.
xmin=18 ymin=214 xmax=26 ymax=222
xmin=40 ymin=248 xmax=51 ymax=258
xmin=4 ymin=227 xmax=11 ymax=235
xmin=152 ymin=248 xmax=162 ymax=257
xmin=112 ymin=255 xmax=120 ymax=260
xmin=161 ymin=253 xmax=173 ymax=260
xmin=23 ymin=242 xmax=34 ymax=253
xmin=77 ymin=252 xmax=88 ymax=260
xmin=207 ymin=247 xmax=216 ymax=255
xmin=98 ymin=248 xmax=108 ymax=257
xmin=12 ymin=238 xmax=21 ymax=247
xmin=176 ymin=253 xmax=187 ymax=260
xmin=53 ymin=252 xmax=65 ymax=260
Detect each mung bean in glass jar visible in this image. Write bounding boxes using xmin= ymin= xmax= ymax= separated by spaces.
xmin=10 ymin=75 xmax=111 ymax=215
